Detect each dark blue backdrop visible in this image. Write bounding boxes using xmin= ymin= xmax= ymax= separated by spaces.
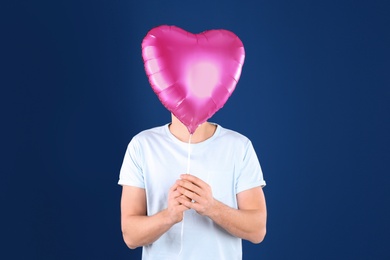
xmin=2 ymin=0 xmax=389 ymax=259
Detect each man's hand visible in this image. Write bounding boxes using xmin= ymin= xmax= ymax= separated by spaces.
xmin=167 ymin=182 xmax=191 ymax=224
xmin=176 ymin=174 xmax=216 ymax=216
xmin=120 ymin=181 xmax=193 ymax=249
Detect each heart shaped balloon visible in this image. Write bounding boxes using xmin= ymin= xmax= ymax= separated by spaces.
xmin=142 ymin=25 xmax=245 ymax=134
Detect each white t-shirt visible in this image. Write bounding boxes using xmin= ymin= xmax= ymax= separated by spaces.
xmin=119 ymin=123 xmax=266 ymax=260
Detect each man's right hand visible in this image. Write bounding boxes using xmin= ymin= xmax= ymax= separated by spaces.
xmin=166 ymin=181 xmax=191 ymax=224
xmin=120 ymin=181 xmax=191 ymax=249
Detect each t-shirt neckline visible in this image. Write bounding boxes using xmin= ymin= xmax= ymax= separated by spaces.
xmin=164 ymin=123 xmax=221 ymax=149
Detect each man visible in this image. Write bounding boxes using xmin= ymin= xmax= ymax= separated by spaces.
xmin=119 ymin=114 xmax=267 ymax=259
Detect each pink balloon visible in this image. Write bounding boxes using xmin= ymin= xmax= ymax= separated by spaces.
xmin=142 ymin=25 xmax=245 ymax=134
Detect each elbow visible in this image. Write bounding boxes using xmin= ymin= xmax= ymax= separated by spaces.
xmin=250 ymin=213 xmax=267 ymax=244
xmin=126 ymin=243 xmax=138 ymax=250
xmin=122 ymin=231 xmax=140 ymax=250
xmin=127 ymin=244 xmax=138 ymax=250
xmin=250 ymin=227 xmax=266 ymax=244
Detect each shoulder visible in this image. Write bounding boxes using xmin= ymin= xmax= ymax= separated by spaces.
xmin=131 ymin=124 xmax=167 ymax=142
xmin=217 ymin=125 xmax=251 ymax=143
xmin=125 ymin=124 xmax=168 ymax=151
xmin=214 ymin=125 xmax=253 ymax=151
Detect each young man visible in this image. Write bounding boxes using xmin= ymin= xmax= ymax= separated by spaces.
xmin=119 ymin=114 xmax=267 ymax=259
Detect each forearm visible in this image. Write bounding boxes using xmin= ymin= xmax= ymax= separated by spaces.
xmin=207 ymin=200 xmax=266 ymax=243
xmin=122 ymin=209 xmax=174 ymax=249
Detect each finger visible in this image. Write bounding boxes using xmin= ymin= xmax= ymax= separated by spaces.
xmin=176 ymin=196 xmax=192 ymax=207
xmin=169 ymin=182 xmax=179 ymax=192
xmin=180 ymin=174 xmax=207 ymax=189
xmin=180 ymin=174 xmax=201 ymax=183
xmin=175 ymin=195 xmax=191 ymax=206
xmin=179 ymin=194 xmax=191 ymax=202
xmin=173 ymin=190 xmax=191 ymax=200
xmin=177 ymin=186 xmax=202 ymax=203
xmin=177 ymin=196 xmax=200 ymax=211
xmin=177 ymin=204 xmax=190 ymax=211
xmin=177 ymin=180 xmax=202 ymax=196
xmin=172 ymin=190 xmax=182 ymax=199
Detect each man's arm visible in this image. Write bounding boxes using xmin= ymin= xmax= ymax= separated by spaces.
xmin=120 ymin=183 xmax=190 ymax=249
xmin=176 ymin=174 xmax=267 ymax=243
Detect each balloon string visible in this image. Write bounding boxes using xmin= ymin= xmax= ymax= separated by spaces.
xmin=186 ymin=134 xmax=192 ymax=174
xmin=179 ymin=133 xmax=192 ymax=257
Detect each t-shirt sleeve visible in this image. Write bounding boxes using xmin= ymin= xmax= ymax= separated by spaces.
xmin=118 ymin=137 xmax=145 ymax=188
xmin=236 ymin=140 xmax=266 ymax=194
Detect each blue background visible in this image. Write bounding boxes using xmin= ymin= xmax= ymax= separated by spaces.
xmin=1 ymin=0 xmax=389 ymax=259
